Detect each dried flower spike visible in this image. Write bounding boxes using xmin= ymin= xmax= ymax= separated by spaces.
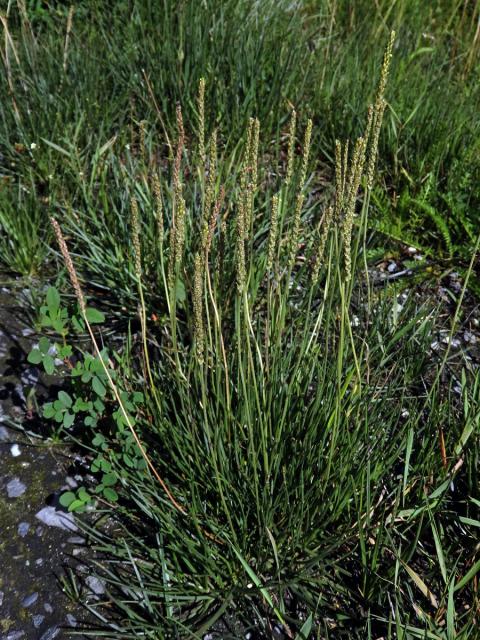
xmin=50 ymin=217 xmax=86 ymax=314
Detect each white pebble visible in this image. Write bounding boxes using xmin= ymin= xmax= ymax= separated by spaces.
xmin=10 ymin=444 xmax=21 ymax=457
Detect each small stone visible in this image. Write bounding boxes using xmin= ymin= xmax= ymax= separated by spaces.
xmin=67 ymin=536 xmax=85 ymax=545
xmin=18 ymin=522 xmax=30 ymax=537
xmin=14 ymin=384 xmax=26 ymax=403
xmin=39 ymin=627 xmax=60 ymax=640
xmin=21 ymin=327 xmax=34 ymax=336
xmin=442 ymin=335 xmax=461 ymax=348
xmin=65 ymin=476 xmax=78 ymax=489
xmin=35 ymin=506 xmax=77 ymax=531
xmin=0 ymin=426 xmax=9 ymax=440
xmin=10 ymin=444 xmax=21 ymax=457
xmin=36 ymin=526 xmax=44 ymax=537
xmin=0 ymin=590 xmax=4 ymax=606
xmin=7 ymin=477 xmax=26 ymax=498
xmin=44 ymin=603 xmax=53 ymax=613
xmin=387 ymin=261 xmax=397 ymax=273
xmin=33 ymin=614 xmax=45 ymax=628
xmin=5 ymin=632 xmax=25 ymax=640
xmin=464 ymin=331 xmax=477 ymax=344
xmin=35 ymin=558 xmax=44 ymax=566
xmin=22 ymin=592 xmax=39 ymax=608
xmin=21 ymin=367 xmax=39 ymax=386
xmin=86 ymin=575 xmax=106 ymax=595
xmin=66 ymin=614 xmax=77 ymax=627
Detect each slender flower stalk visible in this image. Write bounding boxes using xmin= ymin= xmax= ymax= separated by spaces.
xmin=245 ymin=118 xmax=259 ymax=231
xmin=139 ymin=120 xmax=147 ymax=169
xmin=343 ymin=136 xmax=367 ymax=281
xmin=202 ymin=130 xmax=218 ymax=249
xmin=236 ymin=167 xmax=248 ymax=293
xmin=193 ymin=253 xmax=205 ymax=364
xmin=197 ymin=77 xmax=206 ymax=164
xmin=50 ymin=218 xmax=86 ymax=314
xmin=168 ymin=106 xmax=186 ymax=292
xmin=266 ymin=193 xmax=280 ymax=274
xmin=298 ymin=118 xmax=313 ymax=191
xmin=174 ymin=194 xmax=186 ymax=275
xmin=311 ymin=205 xmax=334 ymax=285
xmin=366 ymin=31 xmax=395 ymax=189
xmin=130 ymin=196 xmax=142 ymax=279
xmin=285 ymin=109 xmax=297 ymax=187
xmin=206 ymin=185 xmax=225 ymax=256
xmin=288 ymin=192 xmax=305 ymax=271
xmin=334 ymin=140 xmax=344 ymax=219
xmin=173 ymin=104 xmax=185 ymax=195
xmin=152 ymin=171 xmax=164 ymax=247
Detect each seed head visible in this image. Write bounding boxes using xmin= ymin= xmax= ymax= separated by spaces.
xmin=288 ymin=192 xmax=305 ymax=271
xmin=285 ymin=109 xmax=297 ymax=187
xmin=298 ymin=119 xmax=313 ymax=191
xmin=366 ymin=31 xmax=395 ymax=189
xmin=311 ymin=205 xmax=334 ymax=286
xmin=193 ymin=252 xmax=205 ymax=364
xmin=266 ymin=193 xmax=280 ymax=274
xmin=197 ymin=77 xmax=206 ymax=164
xmin=130 ymin=196 xmax=142 ymax=279
xmin=50 ymin=217 xmax=86 ymax=314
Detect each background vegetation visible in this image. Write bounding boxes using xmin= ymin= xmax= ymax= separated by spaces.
xmin=1 ymin=1 xmax=479 ymax=638
xmin=1 ymin=0 xmax=479 ymax=279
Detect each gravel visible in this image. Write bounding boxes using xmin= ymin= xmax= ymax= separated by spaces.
xmin=35 ymin=506 xmax=78 ymax=532
xmin=6 ymin=478 xmax=27 ymax=498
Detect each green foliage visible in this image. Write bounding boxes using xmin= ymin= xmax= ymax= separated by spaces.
xmin=27 ymin=286 xmax=144 ymax=510
xmin=42 ymin=110 xmax=480 ymax=638
xmin=6 ymin=2 xmax=480 ymax=637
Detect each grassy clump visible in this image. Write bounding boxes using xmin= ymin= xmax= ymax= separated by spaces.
xmin=39 ymin=65 xmax=480 ymax=638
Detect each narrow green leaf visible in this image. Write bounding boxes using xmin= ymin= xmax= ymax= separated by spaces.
xmin=295 ymin=614 xmax=313 ymax=640
xmin=453 ymin=558 xmax=480 ymax=592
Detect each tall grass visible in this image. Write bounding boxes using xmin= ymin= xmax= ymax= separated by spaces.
xmin=42 ymin=62 xmax=480 ymax=637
